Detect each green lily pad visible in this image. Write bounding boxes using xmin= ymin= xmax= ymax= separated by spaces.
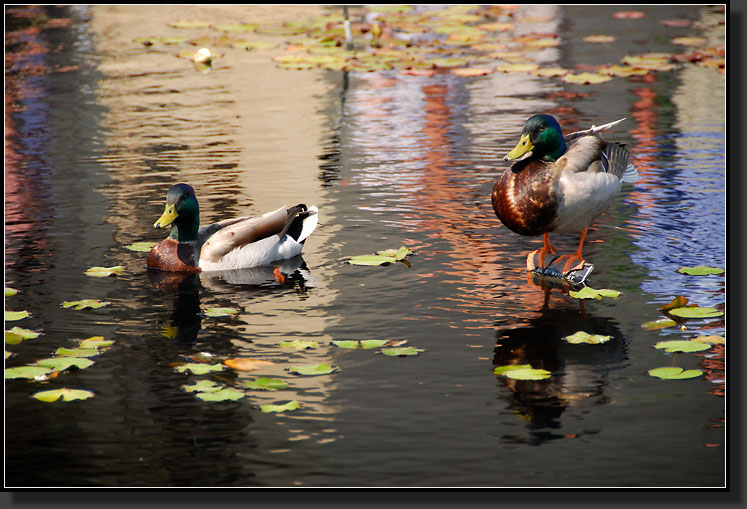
xmin=61 ymin=299 xmax=111 ymax=310
xmin=676 ymin=265 xmax=725 ymax=276
xmin=125 ymin=241 xmax=156 ymax=252
xmin=32 ymin=388 xmax=95 ymax=402
xmin=332 ymin=340 xmax=360 ymax=349
xmin=348 ymin=246 xmax=413 ymax=266
xmin=5 ymin=287 xmax=18 ymax=296
xmin=641 ymin=318 xmax=677 ymax=330
xmin=78 ymin=337 xmax=114 ymax=348
xmin=654 ymin=340 xmax=712 ymax=353
xmin=380 ymin=347 xmax=424 ymax=356
xmin=288 ymin=363 xmax=337 ymax=376
xmin=278 ymin=340 xmax=319 ymax=349
xmin=690 ymin=335 xmax=725 ymax=345
xmin=243 ymin=377 xmax=288 ymax=391
xmin=204 ymin=307 xmax=240 ymax=317
xmin=260 ymin=400 xmax=300 ymax=413
xmin=5 ymin=310 xmax=29 ymax=321
xmin=563 ymin=331 xmax=612 ymax=344
xmin=215 ymin=22 xmax=258 ymax=32
xmin=493 ymin=364 xmax=533 ymax=376
xmin=8 ymin=327 xmax=41 ymax=340
xmin=648 ymin=367 xmax=703 ymax=380
xmin=55 ymin=347 xmax=100 ymax=358
xmin=5 ymin=366 xmax=54 ymax=380
xmin=183 ymin=380 xmax=224 ymax=393
xmin=176 ymin=363 xmax=225 ymax=375
xmin=668 ymin=307 xmax=723 ymax=319
xmin=569 ymin=287 xmax=620 ymax=300
xmin=37 ymin=357 xmax=95 ymax=371
xmin=84 ymin=265 xmax=125 ymax=277
xmin=196 ymin=388 xmax=246 ymax=401
xmin=360 ymin=339 xmax=389 ymax=350
xmin=505 ymin=368 xmax=552 ymax=380
xmin=5 ymin=332 xmax=23 ymax=345
xmin=5 ymin=351 xmax=12 ymax=360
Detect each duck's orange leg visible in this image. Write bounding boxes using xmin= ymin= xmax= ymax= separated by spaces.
xmin=551 ymin=227 xmax=589 ymax=275
xmin=526 ymin=233 xmax=557 ymax=271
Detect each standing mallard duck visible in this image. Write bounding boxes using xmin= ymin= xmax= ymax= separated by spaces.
xmin=147 ymin=183 xmax=318 ymax=272
xmin=492 ymin=114 xmax=637 ymax=277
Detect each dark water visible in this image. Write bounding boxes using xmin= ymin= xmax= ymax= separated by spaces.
xmin=5 ymin=5 xmax=725 ymax=487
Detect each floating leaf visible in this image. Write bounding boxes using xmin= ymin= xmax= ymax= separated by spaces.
xmin=5 ymin=310 xmax=29 ymax=321
xmin=431 ymin=57 xmax=468 ymax=68
xmin=676 ymin=265 xmax=724 ymax=276
xmin=288 ymin=363 xmax=337 ymax=376
xmin=671 ymin=36 xmax=708 ymax=46
xmin=61 ymin=299 xmax=111 ymax=310
xmin=360 ymin=339 xmax=389 ymax=350
xmin=660 ymin=295 xmax=690 ymax=312
xmin=196 ymin=388 xmax=246 ymax=401
xmin=534 ymin=67 xmax=569 ymax=77
xmin=214 ymin=22 xmax=257 ymax=32
xmin=332 ymin=340 xmax=360 ymax=349
xmin=260 ymin=400 xmax=300 ymax=413
xmin=451 ymin=67 xmax=493 ymax=77
xmin=494 ymin=364 xmax=533 ymax=376
xmin=183 ymin=380 xmax=224 ymax=393
xmin=477 ymin=22 xmax=514 ymax=32
xmin=243 ymin=377 xmax=288 ymax=391
xmin=563 ymin=331 xmax=612 ymax=345
xmin=5 ymin=332 xmax=23 ymax=345
xmin=583 ymin=34 xmax=616 ymax=43
xmin=569 ymin=287 xmax=620 ymax=300
xmin=377 ymin=246 xmax=413 ymax=260
xmin=505 ymin=368 xmax=552 ymax=380
xmin=5 ymin=366 xmax=54 ymax=380
xmin=224 ymin=358 xmax=274 ymax=371
xmin=660 ymin=19 xmax=693 ymax=27
xmin=176 ymin=363 xmax=225 ymax=375
xmin=380 ymin=347 xmax=424 ymax=357
xmin=612 ymin=11 xmax=645 ymax=19
xmin=648 ymin=367 xmax=703 ymax=380
xmin=6 ymin=327 xmax=39 ymax=343
xmin=32 ymin=388 xmax=95 ymax=402
xmin=55 ymin=347 xmax=100 ymax=358
xmin=5 ymin=351 xmax=12 ymax=360
xmin=400 ymin=68 xmax=436 ymax=77
xmin=600 ymin=65 xmax=650 ymax=77
xmin=278 ymin=340 xmax=319 ymax=349
xmin=690 ymin=335 xmax=725 ymax=345
xmin=37 ymin=357 xmax=95 ymax=371
xmin=204 ymin=307 xmax=239 ymax=317
xmin=169 ymin=20 xmax=212 ymax=29
xmin=668 ymin=307 xmax=723 ymax=319
xmin=125 ymin=241 xmax=156 ymax=252
xmin=5 ymin=287 xmax=18 ymax=296
xmin=641 ymin=318 xmax=677 ymax=330
xmin=78 ymin=336 xmax=114 ymax=348
xmin=84 ymin=265 xmax=125 ymax=278
xmin=562 ymin=72 xmax=612 ymax=84
xmin=654 ymin=340 xmax=712 ymax=353
xmin=496 ymin=63 xmax=539 ymax=73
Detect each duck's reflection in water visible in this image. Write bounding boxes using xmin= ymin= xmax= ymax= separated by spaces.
xmin=493 ymin=275 xmax=627 ymax=446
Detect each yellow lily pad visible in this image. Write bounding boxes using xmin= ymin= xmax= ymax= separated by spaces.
xmin=496 ymin=63 xmax=539 ymax=73
xmin=84 ymin=265 xmax=125 ymax=278
xmin=561 ymin=72 xmax=612 ymax=85
xmin=583 ymin=34 xmax=616 ymax=43
xmin=224 ymin=358 xmax=274 ymax=371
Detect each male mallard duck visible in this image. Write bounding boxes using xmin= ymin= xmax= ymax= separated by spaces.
xmin=147 ymin=183 xmax=318 ymax=272
xmin=492 ymin=114 xmax=637 ymax=276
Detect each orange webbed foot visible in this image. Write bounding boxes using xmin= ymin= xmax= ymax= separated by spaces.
xmin=526 ymin=233 xmax=556 ymax=272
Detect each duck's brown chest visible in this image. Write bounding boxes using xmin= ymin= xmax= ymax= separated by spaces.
xmin=491 ymin=162 xmax=559 ymax=237
xmin=147 ymin=238 xmax=201 ymax=273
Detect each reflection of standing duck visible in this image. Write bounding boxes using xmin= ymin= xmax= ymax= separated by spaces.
xmin=147 ymin=183 xmax=318 ymax=272
xmin=492 ymin=114 xmax=637 ymax=276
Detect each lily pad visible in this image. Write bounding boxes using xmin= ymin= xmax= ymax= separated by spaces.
xmin=583 ymin=34 xmax=616 ymax=43
xmin=563 ymin=331 xmax=612 ymax=344
xmin=641 ymin=318 xmax=677 ymax=330
xmin=562 ymin=72 xmax=612 ymax=85
xmin=78 ymin=336 xmax=114 ymax=348
xmin=288 ymin=363 xmax=337 ymax=376
xmin=5 ymin=310 xmax=29 ymax=321
xmin=676 ymin=265 xmax=724 ymax=276
xmin=380 ymin=347 xmax=424 ymax=356
xmin=214 ymin=22 xmax=257 ymax=33
xmin=690 ymin=335 xmax=725 ymax=345
xmin=183 ymin=380 xmax=224 ymax=393
xmin=32 ymin=388 xmax=95 ymax=402
xmin=125 ymin=241 xmax=156 ymax=252
xmin=6 ymin=327 xmax=40 ymax=343
xmin=5 ymin=332 xmax=23 ymax=345
xmin=493 ymin=364 xmax=533 ymax=376
xmin=360 ymin=339 xmax=389 ymax=350
xmin=612 ymin=11 xmax=645 ymax=19
xmin=648 ymin=367 xmax=703 ymax=380
xmin=569 ymin=287 xmax=620 ymax=300
xmin=84 ymin=265 xmax=125 ymax=278
xmin=196 ymin=388 xmax=246 ymax=401
xmin=5 ymin=366 xmax=54 ymax=380
xmin=55 ymin=347 xmax=100 ymax=358
xmin=5 ymin=287 xmax=18 ymax=296
xmin=176 ymin=363 xmax=225 ymax=375
xmin=496 ymin=63 xmax=539 ymax=73
xmin=451 ymin=67 xmax=493 ymax=77
xmin=61 ymin=299 xmax=111 ymax=310
xmin=224 ymin=358 xmax=274 ymax=371
xmin=332 ymin=340 xmax=360 ymax=349
xmin=260 ymin=400 xmax=300 ymax=413
xmin=668 ymin=307 xmax=723 ymax=319
xmin=5 ymin=351 xmax=12 ymax=360
xmin=654 ymin=340 xmax=712 ymax=353
xmin=37 ymin=357 xmax=95 ymax=371
xmin=243 ymin=377 xmax=288 ymax=391
xmin=501 ymin=367 xmax=552 ymax=381
xmin=348 ymin=246 xmax=412 ymax=266
xmin=204 ymin=307 xmax=240 ymax=317
xmin=169 ymin=20 xmax=212 ymax=29
xmin=278 ymin=340 xmax=319 ymax=349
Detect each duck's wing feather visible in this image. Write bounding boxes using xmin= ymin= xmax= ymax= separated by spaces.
xmin=564 ymin=118 xmax=626 ymax=143
xmin=556 ymin=133 xmax=635 ymax=182
xmin=199 ymin=206 xmax=291 ymax=264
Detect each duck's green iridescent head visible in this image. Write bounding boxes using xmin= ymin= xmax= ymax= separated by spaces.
xmin=504 ymin=114 xmax=567 ymax=163
xmin=154 ymin=183 xmax=200 ymax=241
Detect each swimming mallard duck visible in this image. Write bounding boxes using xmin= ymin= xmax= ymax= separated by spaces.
xmin=492 ymin=114 xmax=637 ymax=276
xmin=147 ymin=183 xmax=318 ymax=272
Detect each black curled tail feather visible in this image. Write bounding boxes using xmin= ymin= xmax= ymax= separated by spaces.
xmin=281 ymin=204 xmax=311 ymax=242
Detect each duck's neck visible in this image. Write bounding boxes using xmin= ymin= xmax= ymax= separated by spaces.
xmin=537 ymin=129 xmax=567 ymax=162
xmin=168 ymin=217 xmax=199 ymax=242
